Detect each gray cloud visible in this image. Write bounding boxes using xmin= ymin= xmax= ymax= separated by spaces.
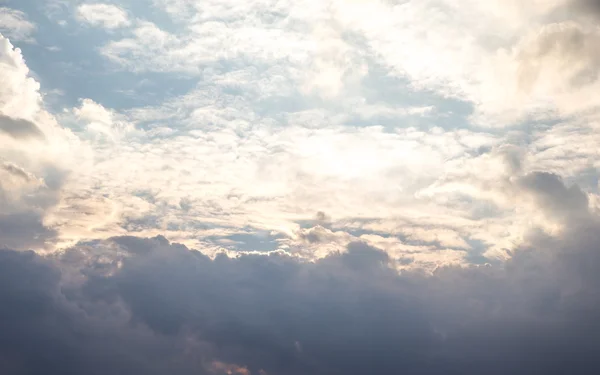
xmin=517 ymin=171 xmax=589 ymax=220
xmin=0 ymin=162 xmax=64 ymax=250
xmin=571 ymin=0 xmax=600 ymax=15
xmin=0 ymin=249 xmax=212 ymax=375
xmin=0 ymin=211 xmax=56 ymax=250
xmin=0 ymin=114 xmax=44 ymax=140
xmin=517 ymin=22 xmax=600 ymax=95
xmin=0 ymin=173 xmax=598 ymax=374
xmin=2 ymin=162 xmax=33 ymax=182
xmin=1 ymin=208 xmax=600 ymax=374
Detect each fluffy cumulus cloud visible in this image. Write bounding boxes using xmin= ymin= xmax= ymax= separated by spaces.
xmin=3 ymin=0 xmax=600 ymax=373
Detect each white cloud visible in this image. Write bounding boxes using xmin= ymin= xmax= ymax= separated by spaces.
xmin=49 ymin=83 xmax=512 ymax=266
xmin=0 ymin=34 xmax=91 ymax=251
xmin=0 ymin=34 xmax=40 ymax=119
xmin=76 ymin=3 xmax=131 ymax=29
xmin=96 ymin=0 xmax=600 ymax=126
xmin=73 ymin=98 xmax=136 ymax=141
xmin=3 ymin=0 xmax=600 ymax=270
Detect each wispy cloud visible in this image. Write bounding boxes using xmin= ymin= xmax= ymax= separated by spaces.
xmin=0 ymin=7 xmax=36 ymax=42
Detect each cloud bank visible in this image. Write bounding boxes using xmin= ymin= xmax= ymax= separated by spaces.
xmin=2 ymin=190 xmax=600 ymax=374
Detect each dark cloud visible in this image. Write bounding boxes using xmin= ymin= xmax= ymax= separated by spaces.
xmin=0 ymin=163 xmax=64 ymax=250
xmin=572 ymin=0 xmax=600 ymax=14
xmin=0 ymin=114 xmax=44 ymax=140
xmin=1 ymin=162 xmax=37 ymax=183
xmin=0 ymin=248 xmax=217 ymax=375
xmin=0 ymin=211 xmax=57 ymax=250
xmin=0 ymin=223 xmax=598 ymax=374
xmin=1 ymin=175 xmax=599 ymax=374
xmin=517 ymin=171 xmax=589 ymax=219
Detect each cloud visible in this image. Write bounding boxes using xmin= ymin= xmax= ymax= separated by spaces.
xmin=86 ymin=0 xmax=600 ymax=126
xmin=0 ymin=212 xmax=57 ymax=250
xmin=0 ymin=160 xmax=62 ymax=250
xmin=517 ymin=171 xmax=590 ymax=220
xmin=0 ymin=114 xmax=45 ymax=139
xmin=0 ymin=33 xmax=93 ymax=251
xmin=0 ymin=248 xmax=211 ymax=375
xmin=0 ymin=34 xmax=41 ymax=119
xmin=76 ymin=3 xmax=131 ymax=29
xmin=570 ymin=0 xmax=600 ymax=14
xmin=2 ymin=0 xmax=600 ymax=284
xmin=0 ymin=7 xmax=36 ymax=42
xmin=2 ymin=194 xmax=600 ymax=375
xmin=73 ymin=98 xmax=136 ymax=141
xmin=1 ymin=161 xmax=39 ymax=183
xmin=510 ymin=21 xmax=600 ymax=117
xmin=4 ymin=0 xmax=599 ymax=268
xmin=3 ymin=3 xmax=600 ymax=373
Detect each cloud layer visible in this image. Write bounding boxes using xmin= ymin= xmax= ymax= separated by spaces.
xmin=1 ymin=0 xmax=600 ymax=263
xmin=2 ymin=192 xmax=600 ymax=374
xmin=2 ymin=1 xmax=600 ymax=373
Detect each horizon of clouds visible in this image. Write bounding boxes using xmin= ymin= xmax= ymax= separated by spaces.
xmin=3 ymin=0 xmax=600 ymax=373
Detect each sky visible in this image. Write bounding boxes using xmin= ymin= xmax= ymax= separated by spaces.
xmin=2 ymin=0 xmax=600 ymax=374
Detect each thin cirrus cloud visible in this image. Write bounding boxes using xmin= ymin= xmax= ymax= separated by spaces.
xmin=2 ymin=0 xmax=600 ymax=373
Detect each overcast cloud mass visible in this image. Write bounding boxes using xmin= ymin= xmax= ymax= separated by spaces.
xmin=2 ymin=0 xmax=600 ymax=373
